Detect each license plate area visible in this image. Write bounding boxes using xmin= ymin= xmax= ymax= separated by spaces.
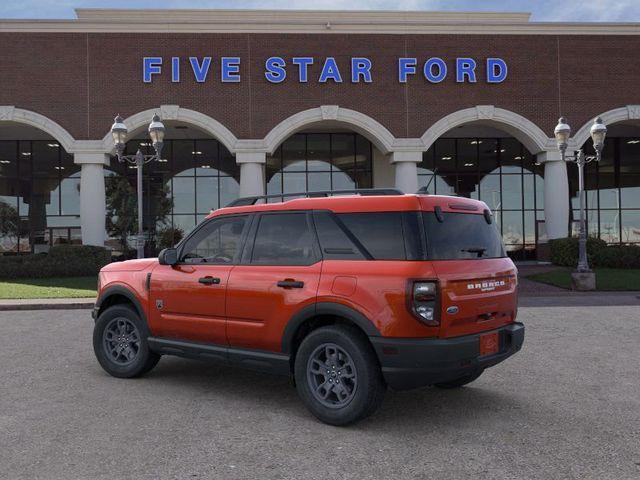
xmin=479 ymin=331 xmax=499 ymax=357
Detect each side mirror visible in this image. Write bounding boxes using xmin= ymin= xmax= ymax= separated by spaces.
xmin=158 ymin=248 xmax=178 ymax=266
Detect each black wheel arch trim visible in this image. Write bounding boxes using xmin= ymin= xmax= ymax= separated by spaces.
xmin=94 ymin=285 xmax=147 ymax=324
xmin=281 ymin=302 xmax=381 ymax=354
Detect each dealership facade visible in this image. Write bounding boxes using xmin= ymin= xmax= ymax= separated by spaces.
xmin=1 ymin=9 xmax=640 ymax=256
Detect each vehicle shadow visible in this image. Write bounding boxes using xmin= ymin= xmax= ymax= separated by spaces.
xmin=144 ymin=356 xmax=524 ymax=429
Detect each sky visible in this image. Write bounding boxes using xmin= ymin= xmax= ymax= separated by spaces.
xmin=1 ymin=0 xmax=640 ymax=22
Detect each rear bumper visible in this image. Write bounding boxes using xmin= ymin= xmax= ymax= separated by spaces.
xmin=370 ymin=323 xmax=524 ymax=391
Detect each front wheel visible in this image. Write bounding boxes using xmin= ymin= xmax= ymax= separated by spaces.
xmin=294 ymin=325 xmax=386 ymax=426
xmin=434 ymin=369 xmax=484 ymax=389
xmin=93 ymin=304 xmax=160 ymax=378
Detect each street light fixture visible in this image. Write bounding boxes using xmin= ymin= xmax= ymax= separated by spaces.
xmin=110 ymin=113 xmax=166 ymax=259
xmin=553 ymin=116 xmax=607 ymax=284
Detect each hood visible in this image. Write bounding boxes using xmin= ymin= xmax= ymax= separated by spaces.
xmin=101 ymin=258 xmax=158 ymax=272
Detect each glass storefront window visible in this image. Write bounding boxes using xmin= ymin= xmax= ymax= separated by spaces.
xmin=569 ymin=136 xmax=640 ymax=244
xmin=0 ymin=140 xmax=80 ymax=253
xmin=599 ymin=210 xmax=621 ymax=243
xmin=621 ymin=210 xmax=640 ymax=243
xmin=266 ymin=133 xmax=373 ymax=196
xmin=421 ymin=136 xmax=544 ymax=255
xmin=501 ymin=174 xmax=523 ymax=210
xmin=105 ymin=138 xmax=239 ymax=253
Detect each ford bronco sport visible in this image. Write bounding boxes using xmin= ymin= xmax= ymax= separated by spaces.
xmin=92 ymin=189 xmax=524 ymax=426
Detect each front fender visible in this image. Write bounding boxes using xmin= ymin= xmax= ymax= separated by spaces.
xmin=93 ymin=283 xmax=148 ymax=325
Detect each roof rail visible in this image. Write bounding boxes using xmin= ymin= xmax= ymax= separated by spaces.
xmin=225 ymin=188 xmax=404 ymax=207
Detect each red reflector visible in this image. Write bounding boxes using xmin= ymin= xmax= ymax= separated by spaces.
xmin=479 ymin=332 xmax=499 ymax=356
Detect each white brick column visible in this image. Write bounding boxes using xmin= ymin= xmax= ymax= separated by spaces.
xmin=75 ymin=152 xmax=109 ymax=246
xmin=237 ymin=151 xmax=266 ymax=197
xmin=538 ymin=151 xmax=569 ymax=239
xmin=391 ymin=151 xmax=421 ymax=193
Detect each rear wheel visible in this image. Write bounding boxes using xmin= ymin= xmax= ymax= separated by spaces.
xmin=93 ymin=304 xmax=160 ymax=378
xmin=434 ymin=369 xmax=484 ymax=389
xmin=294 ymin=325 xmax=385 ymax=426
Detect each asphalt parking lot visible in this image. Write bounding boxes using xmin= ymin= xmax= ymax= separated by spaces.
xmin=1 ymin=305 xmax=639 ymax=480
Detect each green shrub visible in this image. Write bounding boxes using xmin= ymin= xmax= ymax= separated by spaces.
xmin=549 ymin=237 xmax=607 ymax=267
xmin=0 ymin=245 xmax=112 ymax=279
xmin=550 ymin=237 xmax=640 ymax=269
xmin=593 ymin=245 xmax=640 ymax=268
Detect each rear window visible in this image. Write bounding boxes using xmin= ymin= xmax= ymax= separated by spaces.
xmin=423 ymin=212 xmax=505 ymax=260
xmin=337 ymin=213 xmax=407 ymax=260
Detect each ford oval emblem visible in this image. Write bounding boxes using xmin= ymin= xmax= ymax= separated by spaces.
xmin=446 ymin=306 xmax=459 ymax=315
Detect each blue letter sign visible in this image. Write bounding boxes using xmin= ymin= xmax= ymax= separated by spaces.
xmin=351 ymin=58 xmax=372 ymax=83
xmin=456 ymin=58 xmax=477 ymax=83
xmin=221 ymin=57 xmax=241 ymax=82
xmin=143 ymin=57 xmax=162 ymax=83
xmin=142 ymin=56 xmax=508 ymax=84
xmin=487 ymin=58 xmax=508 ymax=83
xmin=265 ymin=56 xmax=287 ymax=83
xmin=319 ymin=57 xmax=343 ymax=83
xmin=398 ymin=58 xmax=417 ymax=83
xmin=189 ymin=57 xmax=211 ymax=83
xmin=292 ymin=57 xmax=314 ymax=82
xmin=424 ymin=58 xmax=447 ymax=83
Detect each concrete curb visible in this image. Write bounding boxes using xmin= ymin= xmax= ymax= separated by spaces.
xmin=0 ymin=299 xmax=95 ymax=311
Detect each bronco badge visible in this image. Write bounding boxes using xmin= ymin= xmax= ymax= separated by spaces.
xmin=466 ymin=279 xmax=506 ymax=292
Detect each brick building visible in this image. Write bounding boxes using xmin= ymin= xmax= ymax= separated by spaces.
xmin=1 ymin=9 xmax=639 ymax=256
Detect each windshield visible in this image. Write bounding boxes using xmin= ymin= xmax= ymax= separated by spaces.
xmin=423 ymin=211 xmax=505 ymax=260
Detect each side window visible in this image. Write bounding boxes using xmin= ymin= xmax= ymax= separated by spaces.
xmin=313 ymin=211 xmax=366 ymax=260
xmin=251 ymin=213 xmax=318 ymax=265
xmin=337 ymin=212 xmax=407 ymax=260
xmin=180 ymin=215 xmax=247 ymax=264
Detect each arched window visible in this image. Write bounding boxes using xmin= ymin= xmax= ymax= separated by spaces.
xmin=419 ymin=137 xmax=544 ymax=257
xmin=266 ymin=133 xmax=373 ymax=197
xmin=107 ymin=138 xmax=239 ymax=253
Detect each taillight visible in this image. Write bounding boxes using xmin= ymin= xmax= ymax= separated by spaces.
xmin=411 ymin=281 xmax=439 ymax=326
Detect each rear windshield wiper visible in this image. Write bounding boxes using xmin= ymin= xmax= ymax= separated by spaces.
xmin=461 ymin=247 xmax=487 ymax=258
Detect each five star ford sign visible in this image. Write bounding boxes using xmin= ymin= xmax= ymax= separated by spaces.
xmin=142 ymin=57 xmax=508 ymax=84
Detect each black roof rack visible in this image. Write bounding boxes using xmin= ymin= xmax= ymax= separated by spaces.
xmin=225 ymin=188 xmax=404 ymax=207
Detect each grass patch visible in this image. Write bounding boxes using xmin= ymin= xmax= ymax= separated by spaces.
xmin=0 ymin=276 xmax=97 ymax=299
xmin=527 ymin=268 xmax=640 ymax=291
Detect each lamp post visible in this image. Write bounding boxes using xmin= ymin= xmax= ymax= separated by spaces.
xmin=110 ymin=114 xmax=166 ymax=259
xmin=553 ymin=116 xmax=607 ymax=284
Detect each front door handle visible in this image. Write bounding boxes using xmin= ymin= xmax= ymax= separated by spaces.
xmin=198 ymin=276 xmax=221 ymax=285
xmin=277 ymin=279 xmax=304 ymax=289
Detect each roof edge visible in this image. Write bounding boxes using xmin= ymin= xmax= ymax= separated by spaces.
xmin=73 ymin=8 xmax=533 ymax=24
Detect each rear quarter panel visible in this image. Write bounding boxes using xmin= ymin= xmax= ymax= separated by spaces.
xmin=317 ymin=260 xmax=440 ymax=338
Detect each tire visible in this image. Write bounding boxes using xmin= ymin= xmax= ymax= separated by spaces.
xmin=294 ymin=325 xmax=386 ymax=426
xmin=93 ymin=304 xmax=160 ymax=378
xmin=434 ymin=369 xmax=484 ymax=389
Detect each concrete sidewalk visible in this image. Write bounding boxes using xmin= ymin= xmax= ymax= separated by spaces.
xmin=0 ymin=297 xmax=95 ymax=311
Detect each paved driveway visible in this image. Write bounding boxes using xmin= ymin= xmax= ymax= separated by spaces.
xmin=0 ymin=305 xmax=639 ymax=480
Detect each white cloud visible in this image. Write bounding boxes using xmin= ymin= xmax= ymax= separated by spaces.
xmin=550 ymin=0 xmax=640 ymax=22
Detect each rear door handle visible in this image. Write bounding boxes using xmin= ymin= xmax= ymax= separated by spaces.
xmin=198 ymin=276 xmax=221 ymax=285
xmin=277 ymin=280 xmax=304 ymax=289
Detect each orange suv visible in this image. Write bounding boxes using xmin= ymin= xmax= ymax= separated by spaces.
xmin=92 ymin=189 xmax=524 ymax=425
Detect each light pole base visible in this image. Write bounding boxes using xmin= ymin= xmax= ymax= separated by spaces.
xmin=571 ymin=271 xmax=596 ymax=291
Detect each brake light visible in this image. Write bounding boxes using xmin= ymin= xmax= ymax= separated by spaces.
xmin=411 ymin=281 xmax=439 ymax=326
